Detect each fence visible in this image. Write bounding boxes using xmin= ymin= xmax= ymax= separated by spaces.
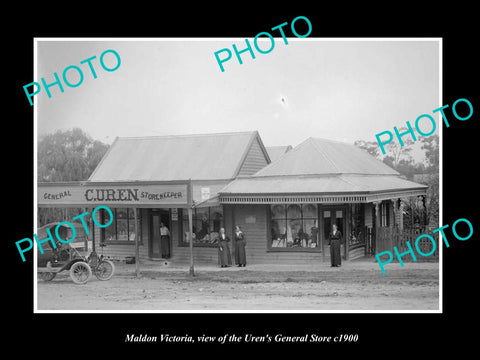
xmin=374 ymin=226 xmax=439 ymax=262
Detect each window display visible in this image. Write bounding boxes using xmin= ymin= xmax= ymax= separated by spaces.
xmin=103 ymin=208 xmax=141 ymax=242
xmin=270 ymin=204 xmax=319 ymax=249
xmin=182 ymin=206 xmax=223 ymax=247
xmin=349 ymin=204 xmax=365 ymax=248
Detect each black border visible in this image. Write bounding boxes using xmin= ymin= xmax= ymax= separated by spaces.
xmin=7 ymin=5 xmax=479 ymax=353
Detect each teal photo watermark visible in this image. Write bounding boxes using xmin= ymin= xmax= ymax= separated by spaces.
xmin=214 ymin=16 xmax=312 ymax=72
xmin=375 ymin=217 xmax=473 ymax=274
xmin=23 ymin=49 xmax=121 ymax=106
xmin=375 ymin=98 xmax=473 ymax=155
xmin=16 ymin=205 xmax=114 ymax=262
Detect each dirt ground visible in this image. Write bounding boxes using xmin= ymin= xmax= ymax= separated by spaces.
xmin=36 ymin=259 xmax=439 ymax=311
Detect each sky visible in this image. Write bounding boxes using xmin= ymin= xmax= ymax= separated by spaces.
xmin=36 ymin=38 xmax=440 ymax=161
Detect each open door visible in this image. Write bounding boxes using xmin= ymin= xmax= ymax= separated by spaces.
xmin=149 ymin=209 xmax=171 ymax=259
xmin=322 ymin=206 xmax=346 ymax=259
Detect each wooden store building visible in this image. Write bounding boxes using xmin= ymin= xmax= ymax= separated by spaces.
xmin=37 ymin=131 xmax=428 ymax=266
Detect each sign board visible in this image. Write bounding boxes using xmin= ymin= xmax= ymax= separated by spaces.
xmin=245 ymin=215 xmax=256 ymax=224
xmin=171 ymin=208 xmax=178 ymax=221
xmin=201 ymin=187 xmax=210 ymax=201
xmin=38 ymin=182 xmax=189 ymax=207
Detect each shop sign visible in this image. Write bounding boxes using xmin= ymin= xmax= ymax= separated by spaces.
xmin=245 ymin=215 xmax=256 ymax=224
xmin=38 ymin=183 xmax=189 ymax=206
xmin=201 ymin=187 xmax=210 ymax=201
xmin=171 ymin=208 xmax=178 ymax=221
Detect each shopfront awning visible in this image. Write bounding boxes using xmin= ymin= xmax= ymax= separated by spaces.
xmin=37 ymin=181 xmax=192 ymax=208
xmin=218 ymin=174 xmax=428 ymax=204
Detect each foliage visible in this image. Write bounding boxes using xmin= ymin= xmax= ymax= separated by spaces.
xmin=38 ymin=128 xmax=109 ymax=226
xmin=38 ymin=128 xmax=109 ymax=182
xmin=353 ymin=139 xmax=379 ymax=158
xmin=354 ymin=133 xmax=439 ymax=228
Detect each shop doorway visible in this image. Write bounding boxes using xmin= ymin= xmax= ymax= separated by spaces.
xmin=149 ymin=209 xmax=170 ymax=259
xmin=321 ymin=206 xmax=346 ymax=258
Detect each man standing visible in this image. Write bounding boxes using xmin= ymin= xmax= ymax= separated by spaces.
xmin=160 ymin=222 xmax=171 ymax=259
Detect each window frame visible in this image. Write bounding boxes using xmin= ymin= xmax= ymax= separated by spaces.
xmin=267 ymin=203 xmax=321 ymax=253
xmin=380 ymin=201 xmax=390 ymax=227
xmin=179 ymin=206 xmax=224 ymax=248
xmin=101 ymin=208 xmax=143 ymax=245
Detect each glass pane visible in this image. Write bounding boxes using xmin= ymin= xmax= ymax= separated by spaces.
xmin=210 ymin=206 xmax=223 ymax=233
xmin=287 ymin=204 xmax=301 ymax=219
xmin=104 ymin=210 xmax=116 ymax=241
xmin=287 ymin=218 xmax=302 ymax=246
xmin=128 ymin=219 xmax=141 ymax=240
xmin=336 ymin=210 xmax=343 ymax=218
xmin=336 ymin=217 xmax=344 ymax=236
xmin=117 ymin=220 xmax=128 ymax=240
xmin=271 ymin=204 xmax=286 ymax=219
xmin=324 ymin=210 xmax=331 ymax=218
xmin=302 ymin=204 xmax=317 ymax=218
xmin=117 ymin=208 xmax=128 ymax=219
xmin=271 ymin=219 xmax=286 ymax=247
xmin=195 ymin=219 xmax=210 ymax=242
xmin=195 ymin=207 xmax=210 ymax=242
xmin=350 ymin=204 xmax=365 ymax=246
xmin=323 ymin=216 xmax=332 ymax=241
xmin=183 ymin=220 xmax=193 ymax=243
xmin=303 ymin=219 xmax=319 ymax=248
xmin=196 ymin=207 xmax=209 ymax=221
xmin=209 ymin=229 xmax=220 ymax=243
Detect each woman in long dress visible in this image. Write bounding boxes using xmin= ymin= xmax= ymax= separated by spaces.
xmin=218 ymin=227 xmax=232 ymax=268
xmin=234 ymin=225 xmax=246 ymax=267
xmin=159 ymin=222 xmax=171 ymax=259
xmin=329 ymin=224 xmax=342 ymax=267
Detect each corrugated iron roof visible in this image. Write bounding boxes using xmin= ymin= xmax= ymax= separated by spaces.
xmin=89 ymin=131 xmax=266 ymax=182
xmin=220 ymin=137 xmax=427 ymax=196
xmin=256 ymin=137 xmax=399 ymax=176
xmin=266 ymin=145 xmax=293 ymax=163
xmin=219 ymin=174 xmax=427 ymax=195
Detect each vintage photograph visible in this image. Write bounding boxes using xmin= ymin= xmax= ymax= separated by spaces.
xmin=34 ymin=38 xmax=440 ymax=312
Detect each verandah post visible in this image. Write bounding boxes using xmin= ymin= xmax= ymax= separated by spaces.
xmin=188 ymin=179 xmax=194 ymax=277
xmin=134 ymin=207 xmax=140 ymax=278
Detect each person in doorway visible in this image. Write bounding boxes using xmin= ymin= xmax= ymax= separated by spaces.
xmin=329 ymin=224 xmax=342 ymax=267
xmin=218 ymin=227 xmax=232 ymax=268
xmin=160 ymin=222 xmax=171 ymax=259
xmin=234 ymin=225 xmax=246 ymax=267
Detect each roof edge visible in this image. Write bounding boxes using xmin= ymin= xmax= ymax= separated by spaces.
xmin=112 ymin=130 xmax=257 ymax=141
xmin=88 ymin=136 xmax=119 ymax=181
xmin=233 ymin=131 xmax=271 ymax=177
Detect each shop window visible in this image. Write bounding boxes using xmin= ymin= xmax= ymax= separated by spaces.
xmin=349 ymin=204 xmax=365 ymax=248
xmin=270 ymin=204 xmax=319 ymax=249
xmin=381 ymin=202 xmax=390 ymax=227
xmin=181 ymin=206 xmax=223 ymax=247
xmin=102 ymin=208 xmax=141 ymax=243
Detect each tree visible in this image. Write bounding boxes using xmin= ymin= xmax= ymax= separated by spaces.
xmin=355 ymin=130 xmax=439 ymax=229
xmin=38 ymin=128 xmax=109 ymax=182
xmin=353 ymin=139 xmax=380 ymax=158
xmin=420 ymin=134 xmax=439 ymax=172
xmin=380 ymin=126 xmax=416 ymax=169
xmin=419 ymin=134 xmax=439 ymax=227
xmin=38 ymin=128 xmax=109 ymax=225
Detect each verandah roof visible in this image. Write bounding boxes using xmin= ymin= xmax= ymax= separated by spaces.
xmin=219 ymin=174 xmax=427 ymax=195
xmin=218 ymin=175 xmax=427 ymax=204
xmin=218 ymin=137 xmax=427 ymax=203
xmin=257 ymin=137 xmax=399 ymax=177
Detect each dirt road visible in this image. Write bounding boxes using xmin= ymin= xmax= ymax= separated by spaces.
xmin=36 ymin=260 xmax=439 ymax=311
